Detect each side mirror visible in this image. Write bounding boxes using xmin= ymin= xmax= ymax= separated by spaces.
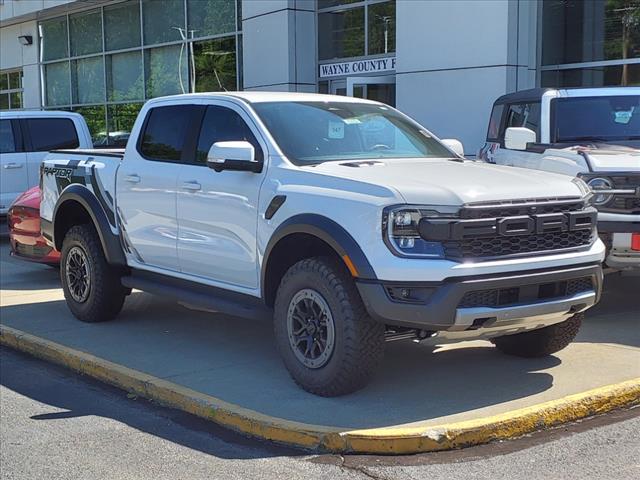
xmin=207 ymin=141 xmax=261 ymax=173
xmin=504 ymin=127 xmax=536 ymax=151
xmin=441 ymin=138 xmax=465 ymax=157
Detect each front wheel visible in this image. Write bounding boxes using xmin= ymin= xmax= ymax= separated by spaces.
xmin=274 ymin=257 xmax=385 ymax=397
xmin=60 ymin=224 xmax=127 ymax=322
xmin=491 ymin=313 xmax=583 ymax=357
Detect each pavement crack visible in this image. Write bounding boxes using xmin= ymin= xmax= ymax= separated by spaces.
xmin=337 ymin=455 xmax=392 ymax=480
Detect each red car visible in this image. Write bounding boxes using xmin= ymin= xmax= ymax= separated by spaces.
xmin=8 ymin=186 xmax=60 ymax=265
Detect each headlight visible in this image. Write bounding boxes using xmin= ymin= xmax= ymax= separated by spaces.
xmin=586 ymin=177 xmax=614 ymax=205
xmin=382 ymin=206 xmax=457 ymax=258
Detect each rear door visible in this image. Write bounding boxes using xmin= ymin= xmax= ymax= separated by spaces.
xmin=176 ymin=101 xmax=267 ymax=289
xmin=116 ymin=103 xmax=201 ymax=272
xmin=0 ymin=119 xmax=27 ymax=213
xmin=23 ymin=117 xmax=80 ymax=188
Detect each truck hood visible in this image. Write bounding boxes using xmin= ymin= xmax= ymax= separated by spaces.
xmin=573 ymin=145 xmax=640 ymax=172
xmin=310 ymin=158 xmax=584 ymax=205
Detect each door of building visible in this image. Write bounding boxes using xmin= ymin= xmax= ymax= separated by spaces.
xmin=328 ymin=76 xmax=396 ymax=107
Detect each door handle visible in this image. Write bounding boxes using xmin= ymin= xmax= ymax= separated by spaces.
xmin=3 ymin=163 xmax=23 ymax=169
xmin=124 ymin=174 xmax=140 ymax=183
xmin=181 ymin=181 xmax=201 ymax=191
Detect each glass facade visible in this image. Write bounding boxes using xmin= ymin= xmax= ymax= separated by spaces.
xmin=0 ymin=70 xmax=23 ymax=110
xmin=541 ymin=0 xmax=640 ymax=87
xmin=318 ymin=0 xmax=396 ymax=61
xmin=39 ymin=0 xmax=242 ymax=145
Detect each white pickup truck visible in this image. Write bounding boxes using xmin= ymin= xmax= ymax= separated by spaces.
xmin=479 ymin=87 xmax=640 ymax=270
xmin=41 ymin=92 xmax=603 ymax=396
xmin=0 ymin=110 xmax=92 ymax=215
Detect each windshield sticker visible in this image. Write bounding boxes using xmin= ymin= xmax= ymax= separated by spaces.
xmin=614 ymin=108 xmax=634 ymax=124
xmin=328 ymin=121 xmax=345 ymax=139
xmin=343 ymin=118 xmax=361 ymax=125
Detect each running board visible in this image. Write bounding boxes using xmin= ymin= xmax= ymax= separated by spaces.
xmin=121 ymin=270 xmax=272 ymax=322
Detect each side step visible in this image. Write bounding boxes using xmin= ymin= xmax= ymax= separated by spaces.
xmin=121 ymin=270 xmax=272 ymax=322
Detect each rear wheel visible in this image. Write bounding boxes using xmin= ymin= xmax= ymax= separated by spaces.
xmin=492 ymin=313 xmax=583 ymax=357
xmin=274 ymin=257 xmax=385 ymax=397
xmin=60 ymin=224 xmax=126 ymax=322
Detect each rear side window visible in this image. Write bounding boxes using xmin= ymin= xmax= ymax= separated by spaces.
xmin=486 ymin=104 xmax=504 ymax=141
xmin=504 ymin=102 xmax=541 ymax=141
xmin=0 ymin=120 xmax=16 ymax=153
xmin=26 ymin=118 xmax=79 ymax=151
xmin=139 ymin=105 xmax=197 ymax=161
xmin=195 ymin=106 xmax=263 ymax=164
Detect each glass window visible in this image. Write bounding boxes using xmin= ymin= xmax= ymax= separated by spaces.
xmin=73 ymin=105 xmax=106 ymax=145
xmin=0 ymin=94 xmax=9 ymax=110
xmin=26 ymin=118 xmax=80 ymax=151
xmin=40 ymin=17 xmax=68 ymax=61
xmin=10 ymin=92 xmax=22 ymax=109
xmin=45 ymin=61 xmax=71 ymax=107
xmin=69 ymin=9 xmax=102 ymax=57
xmin=319 ymin=8 xmax=365 ymax=60
xmin=72 ymin=57 xmax=105 ymax=104
xmin=0 ymin=74 xmax=7 ymax=90
xmin=504 ymin=103 xmax=541 ymax=140
xmin=541 ymin=64 xmax=640 ymax=88
xmin=144 ymin=45 xmax=189 ymax=98
xmin=195 ymin=105 xmax=261 ymax=163
xmin=188 ymin=0 xmax=236 ymax=38
xmin=551 ymin=95 xmax=640 ymax=143
xmin=542 ymin=0 xmax=640 ymax=65
xmin=107 ymin=51 xmax=144 ymax=101
xmin=8 ymin=71 xmax=21 ymax=90
xmin=139 ymin=105 xmax=196 ymax=161
xmin=368 ymin=1 xmax=395 ymax=55
xmin=486 ymin=104 xmax=504 ymax=141
xmin=105 ymin=1 xmax=141 ymax=51
xmin=318 ymin=0 xmax=360 ymax=8
xmin=106 ymin=103 xmax=143 ymax=147
xmin=0 ymin=120 xmax=16 ymax=153
xmin=252 ymin=101 xmax=453 ymax=165
xmin=192 ymin=37 xmax=236 ymax=92
xmin=142 ymin=0 xmax=185 ymax=46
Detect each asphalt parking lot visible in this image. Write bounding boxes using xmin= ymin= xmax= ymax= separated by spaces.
xmin=0 ymin=238 xmax=639 ymax=446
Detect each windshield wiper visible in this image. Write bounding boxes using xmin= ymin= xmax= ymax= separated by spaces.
xmin=560 ymin=136 xmax=612 ymax=143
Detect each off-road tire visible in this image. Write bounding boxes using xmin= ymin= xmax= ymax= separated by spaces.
xmin=274 ymin=256 xmax=385 ymax=396
xmin=60 ymin=224 xmax=126 ymax=322
xmin=492 ymin=313 xmax=583 ymax=357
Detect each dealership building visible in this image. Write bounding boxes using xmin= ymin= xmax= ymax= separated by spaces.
xmin=1 ymin=0 xmax=638 ymax=154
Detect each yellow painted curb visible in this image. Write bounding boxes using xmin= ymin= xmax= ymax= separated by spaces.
xmin=2 ymin=324 xmax=639 ymax=454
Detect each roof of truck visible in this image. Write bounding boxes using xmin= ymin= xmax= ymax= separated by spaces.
xmin=0 ymin=110 xmax=84 ymax=119
xmin=494 ymin=86 xmax=640 ymax=105
xmin=145 ymin=91 xmax=382 ymax=106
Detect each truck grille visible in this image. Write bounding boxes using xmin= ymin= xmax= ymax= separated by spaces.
xmin=443 ymin=229 xmax=594 ymax=260
xmin=458 ymin=277 xmax=593 ymax=309
xmin=460 ymin=199 xmax=584 ymax=219
xmin=598 ymin=174 xmax=640 ymax=214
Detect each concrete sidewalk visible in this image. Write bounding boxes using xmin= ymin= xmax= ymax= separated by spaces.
xmin=1 ymin=240 xmax=639 ymax=451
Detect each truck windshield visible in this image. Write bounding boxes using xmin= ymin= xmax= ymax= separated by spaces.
xmin=251 ymin=101 xmax=454 ymax=165
xmin=552 ymin=95 xmax=640 ymax=144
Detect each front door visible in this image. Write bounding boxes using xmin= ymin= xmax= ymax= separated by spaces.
xmin=329 ymin=76 xmax=396 ymax=107
xmin=176 ymin=101 xmax=267 ymax=290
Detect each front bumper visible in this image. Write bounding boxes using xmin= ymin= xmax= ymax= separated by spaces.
xmin=356 ymin=263 xmax=602 ymax=335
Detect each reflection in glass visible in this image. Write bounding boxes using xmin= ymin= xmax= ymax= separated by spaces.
xmin=40 ymin=17 xmax=68 ymax=61
xmin=45 ymin=61 xmax=71 ymax=106
xmin=0 ymin=94 xmax=8 ymax=110
xmin=368 ymin=1 xmax=395 ymax=55
xmin=8 ymin=71 xmax=21 ymax=89
xmin=105 ymin=1 xmax=141 ymax=51
xmin=144 ymin=45 xmax=188 ymax=98
xmin=0 ymin=74 xmax=7 ymax=90
xmin=73 ymin=105 xmax=106 ymax=144
xmin=318 ymin=0 xmax=359 ymax=8
xmin=192 ymin=37 xmax=236 ymax=92
xmin=542 ymin=0 xmax=640 ymax=65
xmin=107 ymin=103 xmax=143 ymax=147
xmin=541 ymin=64 xmax=640 ymax=87
xmin=107 ymin=51 xmax=144 ymax=101
xmin=188 ymin=0 xmax=236 ymax=38
xmin=318 ymin=8 xmax=365 ymax=60
xmin=70 ymin=9 xmax=102 ymax=56
xmin=142 ymin=0 xmax=185 ymax=45
xmin=72 ymin=57 xmax=105 ymax=104
xmin=10 ymin=92 xmax=23 ymax=109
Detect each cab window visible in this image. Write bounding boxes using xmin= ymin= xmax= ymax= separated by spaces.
xmin=486 ymin=104 xmax=504 ymax=141
xmin=0 ymin=120 xmax=17 ymax=153
xmin=503 ymin=102 xmax=541 ymax=143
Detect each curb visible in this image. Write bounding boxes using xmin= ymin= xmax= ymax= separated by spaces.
xmin=2 ymin=324 xmax=639 ymax=454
